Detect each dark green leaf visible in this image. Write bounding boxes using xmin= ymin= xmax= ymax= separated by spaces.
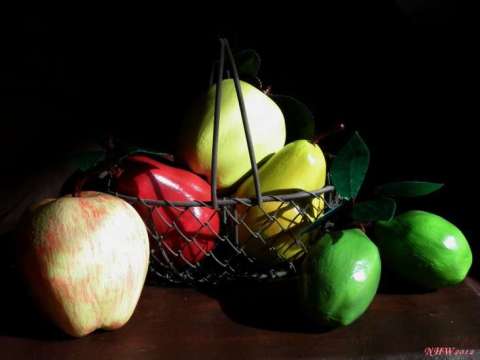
xmin=272 ymin=95 xmax=315 ymax=143
xmin=235 ymin=49 xmax=261 ymax=78
xmin=331 ymin=132 xmax=370 ymax=200
xmin=120 ymin=147 xmax=174 ymax=162
xmin=66 ymin=150 xmax=106 ymax=172
xmin=376 ymin=181 xmax=444 ymax=197
xmin=351 ymin=198 xmax=397 ymax=222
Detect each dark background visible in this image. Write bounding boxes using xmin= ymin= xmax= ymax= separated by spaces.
xmin=0 ymin=3 xmax=477 ymax=272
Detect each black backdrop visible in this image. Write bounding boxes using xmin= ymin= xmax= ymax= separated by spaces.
xmin=0 ymin=3 xmax=477 ymax=273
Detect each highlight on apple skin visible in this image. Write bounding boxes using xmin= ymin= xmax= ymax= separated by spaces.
xmin=16 ymin=191 xmax=150 ymax=337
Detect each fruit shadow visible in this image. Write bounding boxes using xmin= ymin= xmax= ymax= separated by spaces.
xmin=205 ymin=268 xmax=440 ymax=334
xmin=0 ymin=232 xmax=70 ymax=341
xmin=201 ymin=278 xmax=332 ymax=334
xmin=377 ymin=267 xmax=436 ymax=295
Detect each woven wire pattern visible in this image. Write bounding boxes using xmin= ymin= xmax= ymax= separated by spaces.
xmin=111 ymin=186 xmax=340 ymax=286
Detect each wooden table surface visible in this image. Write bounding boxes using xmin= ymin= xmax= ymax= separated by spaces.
xmin=1 ymin=267 xmax=480 ymax=360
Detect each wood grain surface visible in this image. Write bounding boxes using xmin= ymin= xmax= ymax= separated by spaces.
xmin=1 ymin=261 xmax=479 ymax=360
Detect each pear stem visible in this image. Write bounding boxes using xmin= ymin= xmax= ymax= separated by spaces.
xmin=312 ymin=122 xmax=346 ymax=145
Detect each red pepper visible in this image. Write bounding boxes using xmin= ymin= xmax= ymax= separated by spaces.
xmin=115 ymin=155 xmax=219 ymax=266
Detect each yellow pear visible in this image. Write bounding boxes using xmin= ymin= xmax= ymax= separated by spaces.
xmin=253 ymin=224 xmax=320 ymax=264
xmin=180 ymin=79 xmax=286 ymax=191
xmin=235 ymin=139 xmax=327 ymax=262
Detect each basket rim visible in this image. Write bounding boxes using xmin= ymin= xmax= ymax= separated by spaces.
xmin=108 ymin=185 xmax=335 ymax=208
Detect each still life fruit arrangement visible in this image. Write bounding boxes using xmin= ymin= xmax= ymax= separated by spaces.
xmin=14 ymin=39 xmax=473 ymax=337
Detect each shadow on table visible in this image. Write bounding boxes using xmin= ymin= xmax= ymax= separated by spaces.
xmin=204 ymin=265 xmax=453 ymax=333
xmin=0 ymin=232 xmax=69 ymax=341
xmin=204 ymin=277 xmax=332 ymax=334
xmin=377 ymin=267 xmax=437 ymax=295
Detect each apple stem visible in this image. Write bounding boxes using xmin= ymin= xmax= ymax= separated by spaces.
xmin=72 ymin=171 xmax=99 ymax=197
xmin=312 ymin=122 xmax=346 ymax=145
xmin=263 ymin=85 xmax=272 ymax=96
xmin=73 ymin=176 xmax=87 ymax=197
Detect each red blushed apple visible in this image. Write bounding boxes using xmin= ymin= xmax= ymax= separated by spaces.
xmin=16 ymin=191 xmax=150 ymax=337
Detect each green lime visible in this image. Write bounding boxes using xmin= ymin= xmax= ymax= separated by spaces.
xmin=300 ymin=229 xmax=381 ymax=327
xmin=374 ymin=210 xmax=472 ymax=289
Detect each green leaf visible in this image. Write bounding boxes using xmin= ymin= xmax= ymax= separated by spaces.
xmin=66 ymin=150 xmax=106 ymax=172
xmin=331 ymin=132 xmax=370 ymax=200
xmin=376 ymin=181 xmax=444 ymax=197
xmin=351 ymin=198 xmax=397 ymax=222
xmin=120 ymin=147 xmax=174 ymax=162
xmin=235 ymin=49 xmax=261 ymax=78
xmin=272 ymin=95 xmax=315 ymax=143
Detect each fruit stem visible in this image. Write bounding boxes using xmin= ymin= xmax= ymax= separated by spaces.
xmin=312 ymin=122 xmax=346 ymax=144
xmin=357 ymin=223 xmax=367 ymax=233
xmin=263 ymin=86 xmax=272 ymax=96
xmin=72 ymin=173 xmax=93 ymax=197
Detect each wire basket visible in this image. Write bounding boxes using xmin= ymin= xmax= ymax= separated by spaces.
xmin=109 ymin=39 xmax=341 ymax=286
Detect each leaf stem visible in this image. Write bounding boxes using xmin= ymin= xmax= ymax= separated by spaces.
xmin=312 ymin=122 xmax=345 ymax=144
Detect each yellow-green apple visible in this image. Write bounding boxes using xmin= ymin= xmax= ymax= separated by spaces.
xmin=16 ymin=191 xmax=150 ymax=337
xmin=179 ymin=79 xmax=286 ymax=191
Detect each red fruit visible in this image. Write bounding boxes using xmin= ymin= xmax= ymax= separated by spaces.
xmin=115 ymin=155 xmax=219 ymax=266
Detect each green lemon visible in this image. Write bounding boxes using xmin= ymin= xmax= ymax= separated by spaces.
xmin=374 ymin=210 xmax=472 ymax=289
xmin=300 ymin=229 xmax=381 ymax=327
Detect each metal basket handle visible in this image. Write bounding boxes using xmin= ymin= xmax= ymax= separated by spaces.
xmin=210 ymin=38 xmax=263 ymax=209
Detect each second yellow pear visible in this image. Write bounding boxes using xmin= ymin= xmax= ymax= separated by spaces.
xmin=234 ymin=139 xmax=327 ymax=262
